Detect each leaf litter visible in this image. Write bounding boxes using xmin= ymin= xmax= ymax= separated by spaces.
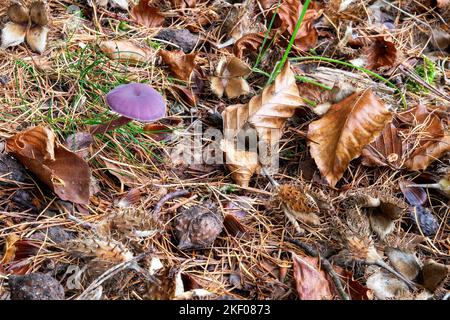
xmin=0 ymin=0 xmax=448 ymax=301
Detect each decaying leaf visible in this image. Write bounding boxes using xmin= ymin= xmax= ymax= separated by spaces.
xmin=159 ymin=50 xmax=197 ymax=81
xmin=221 ymin=62 xmax=303 ymax=186
xmin=233 ymin=32 xmax=266 ymax=59
xmin=99 ymin=40 xmax=154 ymax=64
xmin=404 ymin=105 xmax=450 ymax=171
xmin=6 ymin=126 xmax=91 ymax=204
xmin=366 ymin=37 xmax=397 ymax=71
xmin=211 ymin=56 xmax=251 ymax=98
xmin=308 ymin=89 xmax=392 ymax=187
xmin=276 ymin=0 xmax=321 ymax=51
xmin=131 ymin=0 xmax=165 ymax=28
xmin=292 ymin=253 xmax=333 ymax=300
xmin=361 ymin=123 xmax=403 ymax=169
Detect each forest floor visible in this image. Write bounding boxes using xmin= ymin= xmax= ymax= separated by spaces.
xmin=0 ymin=0 xmax=449 ymax=300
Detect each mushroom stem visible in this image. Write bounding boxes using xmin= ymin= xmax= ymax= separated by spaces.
xmin=89 ymin=116 xmax=132 ymax=135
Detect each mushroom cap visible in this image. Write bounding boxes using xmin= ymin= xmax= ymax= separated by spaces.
xmin=106 ymin=83 xmax=166 ymax=122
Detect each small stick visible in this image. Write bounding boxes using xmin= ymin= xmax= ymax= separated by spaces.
xmin=285 ymin=237 xmax=351 ymax=301
xmin=152 ymin=190 xmax=190 ymax=218
xmin=167 ymin=194 xmax=198 ymax=213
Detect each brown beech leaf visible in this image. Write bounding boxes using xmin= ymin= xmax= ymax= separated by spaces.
xmin=99 ymin=40 xmax=154 ymax=64
xmin=308 ymin=89 xmax=392 ymax=187
xmin=366 ymin=37 xmax=397 ymax=71
xmin=211 ymin=56 xmax=251 ymax=98
xmin=233 ymin=32 xmax=266 ymax=59
xmin=404 ymin=105 xmax=450 ymax=171
xmin=6 ymin=126 xmax=91 ymax=204
xmin=131 ymin=0 xmax=165 ymax=28
xmin=277 ymin=0 xmax=320 ymax=51
xmin=159 ymin=50 xmax=197 ymax=81
xmin=170 ymin=85 xmax=198 ymax=106
xmin=361 ymin=122 xmax=403 ymax=169
xmin=221 ymin=62 xmax=303 ymax=186
xmin=292 ymin=253 xmax=333 ymax=300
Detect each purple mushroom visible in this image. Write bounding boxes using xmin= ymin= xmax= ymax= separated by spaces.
xmin=90 ymin=83 xmax=166 ymax=134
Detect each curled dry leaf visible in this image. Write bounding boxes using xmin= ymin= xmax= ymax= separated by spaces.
xmin=131 ymin=0 xmax=165 ymax=28
xmin=159 ymin=50 xmax=197 ymax=81
xmin=211 ymin=56 xmax=251 ymax=98
xmin=100 ymin=40 xmax=153 ymax=64
xmin=292 ymin=253 xmax=333 ymax=300
xmin=404 ymin=105 xmax=450 ymax=171
xmin=277 ymin=0 xmax=321 ymax=51
xmin=6 ymin=126 xmax=91 ymax=204
xmin=233 ymin=32 xmax=266 ymax=59
xmin=361 ymin=123 xmax=403 ymax=169
xmin=366 ymin=36 xmax=397 ymax=71
xmin=221 ymin=62 xmax=303 ymax=186
xmin=307 ymin=89 xmax=392 ymax=187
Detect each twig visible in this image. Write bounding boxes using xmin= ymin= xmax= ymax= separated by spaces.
xmin=167 ymin=194 xmax=198 ymax=213
xmin=285 ymin=237 xmax=351 ymax=300
xmin=152 ymin=189 xmax=190 ymax=218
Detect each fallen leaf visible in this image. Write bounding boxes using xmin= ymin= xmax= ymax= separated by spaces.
xmin=277 ymin=0 xmax=321 ymax=51
xmin=233 ymin=32 xmax=266 ymax=59
xmin=99 ymin=40 xmax=153 ymax=64
xmin=307 ymin=89 xmax=392 ymax=187
xmin=170 ymin=85 xmax=198 ymax=106
xmin=366 ymin=36 xmax=397 ymax=71
xmin=103 ymin=158 xmax=142 ymax=188
xmin=332 ymin=266 xmax=372 ymax=300
xmin=131 ymin=0 xmax=165 ymax=28
xmin=159 ymin=50 xmax=197 ymax=81
xmin=361 ymin=123 xmax=403 ymax=169
xmin=211 ymin=56 xmax=252 ymax=98
xmin=64 ymin=132 xmax=93 ymax=159
xmin=292 ymin=253 xmax=333 ymax=300
xmin=6 ymin=126 xmax=91 ymax=204
xmin=404 ymin=105 xmax=450 ymax=171
xmin=155 ymin=29 xmax=199 ymax=53
xmin=221 ymin=62 xmax=303 ymax=186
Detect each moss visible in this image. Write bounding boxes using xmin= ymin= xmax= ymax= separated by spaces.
xmin=406 ymin=56 xmax=436 ymax=93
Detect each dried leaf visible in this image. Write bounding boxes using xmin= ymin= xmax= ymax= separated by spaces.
xmin=361 ymin=123 xmax=403 ymax=169
xmin=404 ymin=105 xmax=450 ymax=171
xmin=277 ymin=0 xmax=320 ymax=51
xmin=99 ymin=40 xmax=153 ymax=64
xmin=331 ymin=266 xmax=371 ymax=300
xmin=233 ymin=33 xmax=266 ymax=59
xmin=221 ymin=62 xmax=303 ymax=186
xmin=131 ymin=0 xmax=165 ymax=28
xmin=292 ymin=253 xmax=333 ymax=300
xmin=307 ymin=89 xmax=392 ymax=187
xmin=211 ymin=56 xmax=251 ymax=98
xmin=6 ymin=126 xmax=91 ymax=204
xmin=159 ymin=50 xmax=197 ymax=81
xmin=366 ymin=37 xmax=397 ymax=71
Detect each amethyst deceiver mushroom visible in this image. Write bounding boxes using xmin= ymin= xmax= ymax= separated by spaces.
xmin=90 ymin=83 xmax=166 ymax=134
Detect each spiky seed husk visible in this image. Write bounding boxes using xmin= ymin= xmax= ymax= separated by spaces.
xmin=26 ymin=25 xmax=48 ymax=53
xmin=68 ymin=237 xmax=134 ymax=263
xmin=276 ymin=184 xmax=320 ymax=226
xmin=29 ymin=1 xmax=49 ymax=26
xmin=7 ymin=2 xmax=29 ymax=24
xmin=1 ymin=22 xmax=26 ymax=49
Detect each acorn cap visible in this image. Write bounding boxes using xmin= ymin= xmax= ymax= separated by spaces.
xmin=106 ymin=83 xmax=166 ymax=122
